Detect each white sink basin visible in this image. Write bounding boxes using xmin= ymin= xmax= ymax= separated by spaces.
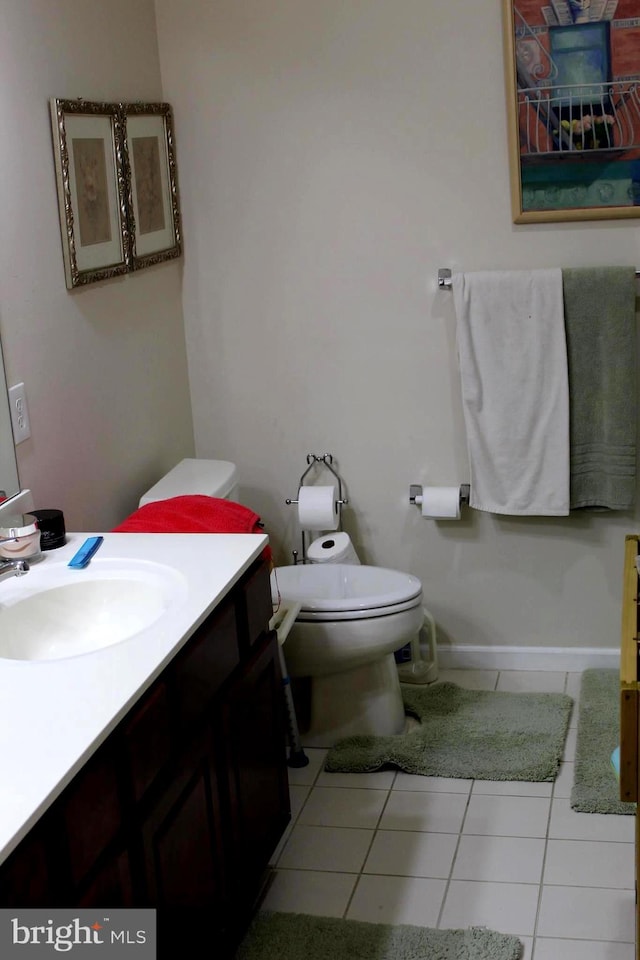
xmin=0 ymin=558 xmax=188 ymax=661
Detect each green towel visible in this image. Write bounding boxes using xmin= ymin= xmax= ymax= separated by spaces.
xmin=562 ymin=266 xmax=637 ymax=510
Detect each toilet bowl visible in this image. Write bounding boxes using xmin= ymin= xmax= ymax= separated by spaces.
xmin=271 ymin=563 xmax=424 ymax=748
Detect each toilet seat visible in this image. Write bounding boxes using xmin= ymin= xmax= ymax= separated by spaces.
xmin=271 ymin=564 xmax=423 ymax=622
xmin=294 ymin=595 xmax=423 ymax=622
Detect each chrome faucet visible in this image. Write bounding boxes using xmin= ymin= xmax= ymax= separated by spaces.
xmin=0 ymin=536 xmax=30 ymax=580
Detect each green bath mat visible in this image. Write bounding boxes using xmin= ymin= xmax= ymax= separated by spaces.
xmin=571 ymin=668 xmax=634 ymax=815
xmin=325 ymin=681 xmax=572 ymax=780
xmin=236 ymin=912 xmax=523 ymax=960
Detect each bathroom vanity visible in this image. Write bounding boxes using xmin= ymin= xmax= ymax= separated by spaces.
xmin=0 ymin=533 xmax=290 ymax=955
xmin=620 ymin=534 xmax=640 ymax=960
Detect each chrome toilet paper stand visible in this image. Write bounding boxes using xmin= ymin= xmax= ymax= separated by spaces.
xmin=285 ymin=453 xmax=348 ymax=564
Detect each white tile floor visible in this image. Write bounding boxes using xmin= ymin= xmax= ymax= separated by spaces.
xmin=261 ymin=669 xmax=637 ymax=960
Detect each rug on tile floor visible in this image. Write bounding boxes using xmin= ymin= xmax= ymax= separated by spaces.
xmin=571 ymin=668 xmax=634 ymax=815
xmin=235 ymin=912 xmax=523 ymax=960
xmin=324 ymin=681 xmax=572 ymax=780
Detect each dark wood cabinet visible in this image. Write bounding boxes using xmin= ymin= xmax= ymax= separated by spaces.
xmin=62 ymin=742 xmax=124 ymax=889
xmin=222 ymin=636 xmax=291 ymax=908
xmin=77 ymin=848 xmax=135 ymax=908
xmin=0 ymin=828 xmax=52 ymax=907
xmin=0 ymin=557 xmax=290 ymax=956
xmin=140 ymin=730 xmax=225 ymax=909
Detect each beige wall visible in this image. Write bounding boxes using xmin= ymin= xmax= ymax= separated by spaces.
xmin=0 ymin=0 xmax=194 ymax=531
xmin=1 ymin=0 xmax=637 ymax=652
xmin=156 ymin=0 xmax=640 ymax=652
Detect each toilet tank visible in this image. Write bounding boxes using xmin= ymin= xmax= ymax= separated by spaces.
xmin=138 ymin=459 xmax=238 ymax=507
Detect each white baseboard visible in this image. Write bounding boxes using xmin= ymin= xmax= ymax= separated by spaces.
xmin=437 ymin=644 xmax=619 ymax=673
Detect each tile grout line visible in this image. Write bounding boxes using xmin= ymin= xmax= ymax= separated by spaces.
xmin=530 ymin=670 xmax=570 ymax=957
xmin=435 ymin=780 xmax=474 ymax=929
xmin=341 ymin=770 xmax=398 ymax=919
xmin=530 ymin=737 xmax=562 ymax=956
xmin=273 ymin=751 xmax=327 ymax=868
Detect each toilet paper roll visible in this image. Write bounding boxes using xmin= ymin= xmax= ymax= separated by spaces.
xmin=307 ymin=532 xmax=361 ymax=564
xmin=418 ymin=486 xmax=461 ymax=519
xmin=297 ymin=485 xmax=339 ymax=531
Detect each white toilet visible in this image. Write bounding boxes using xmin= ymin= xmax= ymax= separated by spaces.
xmin=271 ymin=562 xmax=425 ymax=748
xmin=138 ymin=458 xmax=429 ymax=749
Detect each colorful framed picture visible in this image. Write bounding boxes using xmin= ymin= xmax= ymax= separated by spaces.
xmin=503 ymin=0 xmax=640 ymax=222
xmin=49 ymin=99 xmax=130 ymax=289
xmin=123 ymin=103 xmax=182 ymax=269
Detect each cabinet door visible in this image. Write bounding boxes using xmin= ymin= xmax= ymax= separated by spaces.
xmin=77 ymin=848 xmax=134 ymax=907
xmin=140 ymin=732 xmax=225 ymax=911
xmin=121 ymin=679 xmax=175 ymax=804
xmin=238 ymin=559 xmax=273 ymax=652
xmin=220 ymin=633 xmax=290 ymax=906
xmin=173 ymin=599 xmax=239 ymax=730
xmin=59 ymin=742 xmax=123 ymax=891
xmin=0 ymin=830 xmax=53 ymax=906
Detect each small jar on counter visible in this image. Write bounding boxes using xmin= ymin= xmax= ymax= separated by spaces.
xmin=30 ymin=509 xmax=66 ymax=551
xmin=0 ymin=513 xmax=42 ymax=563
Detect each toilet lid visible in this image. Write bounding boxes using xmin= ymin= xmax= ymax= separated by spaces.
xmin=271 ymin=563 xmax=422 ymax=614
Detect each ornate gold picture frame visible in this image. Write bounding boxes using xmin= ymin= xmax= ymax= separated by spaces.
xmin=50 ymin=99 xmax=182 ymax=289
xmin=49 ymin=99 xmax=130 ymax=289
xmin=123 ymin=102 xmax=182 ymax=270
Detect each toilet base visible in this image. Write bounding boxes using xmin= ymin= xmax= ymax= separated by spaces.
xmin=300 ymin=652 xmax=406 ymax=749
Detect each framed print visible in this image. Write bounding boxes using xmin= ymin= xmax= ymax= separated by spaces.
xmin=49 ymin=99 xmax=130 ymax=288
xmin=123 ymin=103 xmax=182 ymax=269
xmin=503 ymin=0 xmax=640 ymax=223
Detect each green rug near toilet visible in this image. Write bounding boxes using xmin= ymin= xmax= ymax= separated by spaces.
xmin=325 ymin=681 xmax=572 ymax=780
xmin=571 ymin=668 xmax=635 ymax=815
xmin=236 ymin=912 xmax=523 ymax=960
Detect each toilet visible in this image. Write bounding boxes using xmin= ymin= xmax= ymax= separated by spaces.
xmin=138 ymin=458 xmax=429 ymax=749
xmin=271 ymin=562 xmax=425 ymax=748
xmin=138 ymin=458 xmax=239 ymax=506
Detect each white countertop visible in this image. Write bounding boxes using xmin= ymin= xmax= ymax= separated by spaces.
xmin=0 ymin=530 xmax=268 ymax=864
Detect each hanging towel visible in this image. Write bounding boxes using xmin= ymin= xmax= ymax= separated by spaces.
xmin=452 ymin=269 xmax=569 ymax=515
xmin=112 ymin=494 xmax=272 ymax=562
xmin=562 ymin=266 xmax=637 ymax=511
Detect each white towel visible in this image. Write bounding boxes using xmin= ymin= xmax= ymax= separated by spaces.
xmin=452 ymin=269 xmax=569 ymax=516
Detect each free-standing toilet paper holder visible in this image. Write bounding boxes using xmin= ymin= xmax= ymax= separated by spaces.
xmin=285 ymin=453 xmax=349 ymax=564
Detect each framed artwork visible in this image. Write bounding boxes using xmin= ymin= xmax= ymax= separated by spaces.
xmin=123 ymin=103 xmax=182 ymax=269
xmin=49 ymin=99 xmax=130 ymax=289
xmin=503 ymin=0 xmax=640 ymax=223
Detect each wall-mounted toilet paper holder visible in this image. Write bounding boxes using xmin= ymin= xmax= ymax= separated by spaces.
xmin=409 ymin=484 xmax=470 ymax=508
xmin=286 ymin=454 xmax=348 ymax=564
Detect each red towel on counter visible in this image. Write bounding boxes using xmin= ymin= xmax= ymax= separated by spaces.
xmin=112 ymin=495 xmax=272 ymax=563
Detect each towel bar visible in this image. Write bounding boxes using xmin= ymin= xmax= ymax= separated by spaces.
xmin=437 ymin=266 xmax=640 ymax=289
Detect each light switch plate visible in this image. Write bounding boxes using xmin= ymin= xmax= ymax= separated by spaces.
xmin=9 ymin=382 xmax=31 ymax=443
